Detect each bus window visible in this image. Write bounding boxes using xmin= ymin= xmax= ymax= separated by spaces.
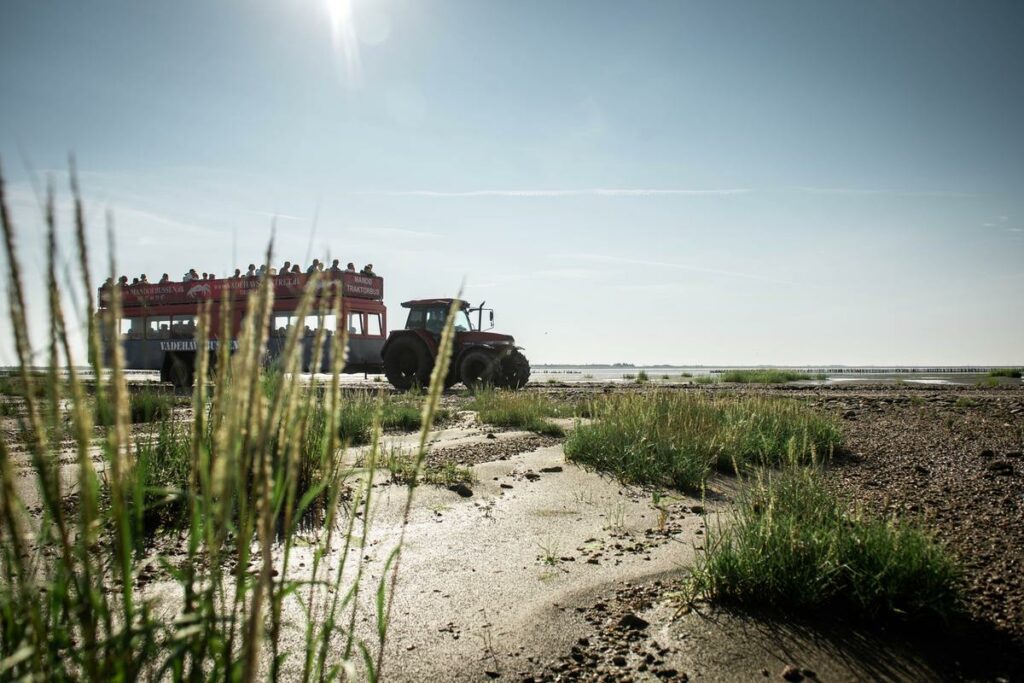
xmin=366 ymin=313 xmax=383 ymax=337
xmin=170 ymin=315 xmax=197 ymax=339
xmin=147 ymin=316 xmax=170 ymax=339
xmin=119 ymin=317 xmax=145 ymax=340
xmin=273 ymin=315 xmax=294 ymax=337
xmin=347 ymin=313 xmax=364 ymax=335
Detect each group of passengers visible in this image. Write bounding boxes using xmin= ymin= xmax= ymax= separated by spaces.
xmin=102 ymin=261 xmax=378 ymax=289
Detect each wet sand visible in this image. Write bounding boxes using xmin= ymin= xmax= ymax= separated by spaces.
xmin=3 ymin=381 xmax=1023 ymax=681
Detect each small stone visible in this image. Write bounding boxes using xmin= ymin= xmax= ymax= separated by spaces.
xmin=486 ymin=433 xmax=497 ymax=439
xmin=448 ymin=483 xmax=473 ymax=497
xmin=612 ymin=656 xmax=627 ymax=666
xmin=540 ymin=466 xmax=564 ymax=473
xmin=484 ymin=671 xmax=500 ymax=679
xmin=500 ymin=483 xmax=514 ymax=489
xmin=987 ymin=461 xmax=1014 ymax=476
xmin=801 ymin=669 xmax=817 ymax=679
xmin=618 ymin=613 xmax=649 ymax=631
xmin=781 ymin=664 xmax=803 ymax=681
xmin=689 ymin=505 xmax=704 ymax=514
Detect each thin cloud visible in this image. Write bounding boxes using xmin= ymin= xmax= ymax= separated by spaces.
xmin=566 ymin=253 xmax=789 ymax=285
xmin=355 ymin=188 xmax=751 ymax=198
xmin=791 ymin=186 xmax=977 ymax=198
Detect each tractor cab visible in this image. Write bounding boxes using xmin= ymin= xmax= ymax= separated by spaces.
xmin=403 ymin=299 xmax=492 ymax=334
xmin=380 ymin=298 xmax=530 ymax=391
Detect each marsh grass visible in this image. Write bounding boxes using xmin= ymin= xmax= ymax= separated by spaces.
xmin=987 ymin=368 xmax=1022 ymax=378
xmin=467 ymin=388 xmax=593 ymax=436
xmin=336 ymin=392 xmax=453 ymax=445
xmin=687 ymin=466 xmax=961 ymax=622
xmin=384 ymin=447 xmax=474 ymax=487
xmin=694 ymin=374 xmax=718 ymax=385
xmin=0 ymin=164 xmax=457 ymax=681
xmin=635 ymin=370 xmax=649 ymax=383
xmin=720 ymin=369 xmax=826 ymax=383
xmin=95 ymin=385 xmax=174 ymax=425
xmin=564 ymin=392 xmax=841 ymax=491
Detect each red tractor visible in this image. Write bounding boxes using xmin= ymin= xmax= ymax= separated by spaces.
xmin=380 ymin=299 xmax=530 ymax=391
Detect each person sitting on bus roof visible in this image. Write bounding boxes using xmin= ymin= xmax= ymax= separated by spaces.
xmin=245 ymin=264 xmax=256 ymax=278
xmin=230 ymin=268 xmax=241 ymax=279
xmin=290 ymin=264 xmax=300 ymax=274
xmin=329 ymin=259 xmax=341 ymax=273
xmin=360 ymin=263 xmax=377 ymax=277
xmin=118 ymin=275 xmax=129 ymax=286
xmin=281 ymin=260 xmax=291 ymax=274
xmin=306 ymin=259 xmax=320 ymax=274
xmin=183 ymin=269 xmax=197 ymax=282
xmin=257 ymin=264 xmax=267 ymax=276
xmin=346 ymin=262 xmax=356 ymax=273
xmin=159 ymin=273 xmax=170 ymax=284
xmin=102 ymin=277 xmax=113 ymax=288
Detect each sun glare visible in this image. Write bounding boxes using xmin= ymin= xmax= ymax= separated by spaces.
xmin=324 ymin=0 xmax=362 ymax=86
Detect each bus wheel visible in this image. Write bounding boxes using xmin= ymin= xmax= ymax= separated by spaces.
xmin=162 ymin=353 xmax=194 ymax=390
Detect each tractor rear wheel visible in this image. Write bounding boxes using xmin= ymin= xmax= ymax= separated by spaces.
xmin=383 ymin=336 xmax=433 ymax=391
xmin=460 ymin=349 xmax=499 ymax=390
xmin=495 ymin=349 xmax=531 ymax=389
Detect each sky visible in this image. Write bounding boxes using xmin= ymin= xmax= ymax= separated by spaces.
xmin=1 ymin=0 xmax=1022 ymax=366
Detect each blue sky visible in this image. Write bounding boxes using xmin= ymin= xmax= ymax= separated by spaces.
xmin=1 ymin=0 xmax=1022 ymax=365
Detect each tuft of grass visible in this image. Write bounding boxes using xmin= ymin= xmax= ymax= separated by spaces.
xmin=0 ymin=373 xmax=51 ymax=398
xmin=384 ymin=448 xmax=474 ymax=487
xmin=687 ymin=467 xmax=961 ymax=622
xmin=678 ymin=372 xmax=693 ymax=378
xmin=131 ymin=414 xmax=192 ymax=536
xmin=720 ymin=369 xmax=826 ymax=384
xmin=976 ymin=377 xmax=1000 ymax=389
xmin=336 ymin=391 xmax=452 ymax=444
xmin=955 ymin=396 xmax=979 ymax=408
xmin=635 ymin=370 xmax=649 ymax=383
xmin=468 ymin=388 xmax=584 ymax=436
xmin=95 ymin=386 xmax=174 ymax=425
xmin=987 ymin=368 xmax=1022 ymax=378
xmin=694 ymin=374 xmax=718 ymax=385
xmin=565 ymin=392 xmax=841 ymax=491
xmin=621 ymin=373 xmax=636 ymax=380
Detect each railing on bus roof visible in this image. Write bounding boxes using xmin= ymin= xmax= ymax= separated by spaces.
xmin=99 ymin=271 xmax=383 ymax=309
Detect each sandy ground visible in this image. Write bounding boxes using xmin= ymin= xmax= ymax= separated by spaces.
xmin=3 ymin=381 xmax=1023 ymax=681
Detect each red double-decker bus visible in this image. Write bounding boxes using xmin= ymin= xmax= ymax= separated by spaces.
xmin=99 ymin=271 xmax=387 ymax=387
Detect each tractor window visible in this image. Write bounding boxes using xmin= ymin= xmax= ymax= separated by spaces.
xmin=406 ymin=308 xmax=425 ymax=330
xmin=424 ymin=308 xmax=447 ymax=334
xmin=452 ymin=310 xmax=472 ymax=332
xmin=366 ymin=313 xmax=383 ymax=337
xmin=147 ymin=316 xmax=170 ymax=339
xmin=170 ymin=315 xmax=197 ymax=339
xmin=119 ymin=317 xmax=145 ymax=340
xmin=347 ymin=313 xmax=364 ymax=335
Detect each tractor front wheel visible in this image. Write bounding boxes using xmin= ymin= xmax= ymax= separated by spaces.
xmin=383 ymin=336 xmax=433 ymax=391
xmin=494 ymin=349 xmax=531 ymax=389
xmin=460 ymin=350 xmax=499 ymax=390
